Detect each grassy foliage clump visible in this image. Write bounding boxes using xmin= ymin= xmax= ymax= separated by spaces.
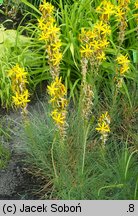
xmin=20 ymin=102 xmax=138 ymax=199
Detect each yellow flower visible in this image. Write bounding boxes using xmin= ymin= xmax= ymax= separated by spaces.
xmin=86 ymin=30 xmax=97 ymax=39
xmin=96 ymin=111 xmax=111 ymax=143
xmin=39 ymin=31 xmax=50 ymax=41
xmin=115 ymin=6 xmax=125 ymax=22
xmin=12 ymin=90 xmax=30 ymax=108
xmin=120 ymin=64 xmax=129 ymax=74
xmin=47 ymin=82 xmax=58 ymax=97
xmin=117 ymin=54 xmax=130 ymax=65
xmin=48 ymin=25 xmax=60 ymax=37
xmin=47 ymin=77 xmax=66 ymax=98
xmin=8 ymin=64 xmax=28 ymax=83
xmin=51 ymin=109 xmax=65 ymax=125
xmin=101 ymin=24 xmax=111 ymax=36
xmin=94 ymin=21 xmax=111 ymax=36
xmin=91 ymin=40 xmax=100 ymax=51
xmin=97 ymin=52 xmax=106 ymax=61
xmin=99 ymin=39 xmax=109 ymax=48
xmin=52 ymin=41 xmax=62 ymax=50
xmin=39 ymin=1 xmax=54 ymax=14
xmin=49 ymin=96 xmax=57 ymax=104
xmin=102 ymin=3 xmax=114 ymax=19
xmin=80 ymin=44 xmax=93 ymax=57
xmin=96 ymin=0 xmax=115 ymax=20
xmin=38 ymin=18 xmax=45 ymax=30
xmin=51 ymin=52 xmax=62 ymax=66
xmin=96 ymin=122 xmax=110 ymax=133
xmin=94 ymin=21 xmax=105 ymax=33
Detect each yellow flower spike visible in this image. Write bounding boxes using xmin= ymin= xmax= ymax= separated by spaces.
xmin=102 ymin=5 xmax=114 ymax=20
xmin=38 ymin=1 xmax=62 ymax=78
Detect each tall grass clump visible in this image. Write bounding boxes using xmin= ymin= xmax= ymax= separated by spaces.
xmin=6 ymin=0 xmax=138 ymax=199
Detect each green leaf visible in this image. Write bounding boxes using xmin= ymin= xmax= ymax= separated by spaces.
xmin=122 ymin=81 xmax=132 ymax=108
xmin=69 ymin=43 xmax=79 ymax=70
xmin=21 ymin=0 xmax=41 ymax=15
xmin=132 ymin=50 xmax=138 ymax=63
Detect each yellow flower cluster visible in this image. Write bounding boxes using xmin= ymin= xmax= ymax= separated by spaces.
xmin=115 ymin=0 xmax=130 ymax=43
xmin=47 ymin=77 xmax=68 ymax=136
xmin=80 ymin=21 xmax=111 ymax=63
xmin=115 ymin=54 xmax=130 ymax=88
xmin=96 ymin=0 xmax=130 ymax=23
xmin=96 ymin=111 xmax=111 ymax=144
xmin=96 ymin=0 xmax=131 ymax=44
xmin=117 ymin=54 xmax=130 ymax=75
xmin=96 ymin=0 xmax=115 ymax=21
xmin=39 ymin=1 xmax=67 ymax=137
xmin=8 ymin=64 xmax=30 ymax=113
xmin=79 ymin=20 xmax=111 ymax=120
xmin=38 ymin=0 xmax=62 ymax=78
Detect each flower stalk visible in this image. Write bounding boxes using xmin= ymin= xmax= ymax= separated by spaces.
xmin=38 ymin=1 xmax=68 ymax=140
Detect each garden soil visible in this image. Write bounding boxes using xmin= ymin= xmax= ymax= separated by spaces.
xmin=0 ymin=100 xmax=45 ymax=200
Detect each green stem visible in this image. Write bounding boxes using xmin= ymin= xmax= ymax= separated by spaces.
xmin=51 ymin=137 xmax=58 ymax=179
xmin=82 ymin=122 xmax=90 ymax=175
